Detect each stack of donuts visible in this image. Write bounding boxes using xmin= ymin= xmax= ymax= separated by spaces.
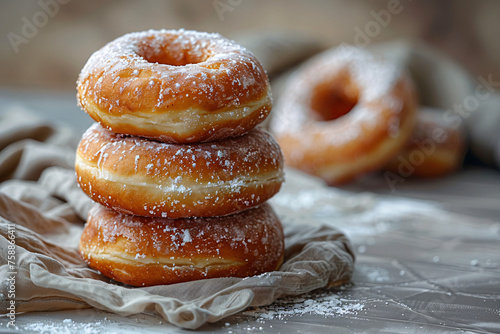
xmin=75 ymin=29 xmax=285 ymax=286
xmin=271 ymin=46 xmax=465 ymax=185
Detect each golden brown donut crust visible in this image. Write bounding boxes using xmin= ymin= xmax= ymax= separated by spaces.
xmin=270 ymin=46 xmax=417 ymax=185
xmin=385 ymin=109 xmax=465 ymax=178
xmin=75 ymin=123 xmax=284 ymax=218
xmin=79 ymin=203 xmax=284 ymax=286
xmin=77 ymin=29 xmax=272 ymax=143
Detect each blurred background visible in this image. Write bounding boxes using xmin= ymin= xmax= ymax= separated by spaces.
xmin=2 ymin=0 xmax=500 ymax=173
xmin=1 ymin=0 xmax=500 ymax=91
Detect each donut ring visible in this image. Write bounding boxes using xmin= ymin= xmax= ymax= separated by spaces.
xmin=385 ymin=108 xmax=465 ymax=178
xmin=270 ymin=46 xmax=417 ymax=185
xmin=77 ymin=29 xmax=272 ymax=143
xmin=75 ymin=123 xmax=284 ymax=218
xmin=79 ymin=203 xmax=284 ymax=286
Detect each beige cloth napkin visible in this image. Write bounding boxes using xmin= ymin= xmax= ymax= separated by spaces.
xmin=0 ymin=111 xmax=354 ymax=329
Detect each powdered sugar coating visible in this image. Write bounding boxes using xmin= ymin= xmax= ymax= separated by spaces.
xmin=78 ymin=29 xmax=268 ymax=112
xmin=79 ymin=203 xmax=284 ymax=286
xmin=77 ymin=29 xmax=272 ymax=143
xmin=75 ymin=123 xmax=284 ymax=218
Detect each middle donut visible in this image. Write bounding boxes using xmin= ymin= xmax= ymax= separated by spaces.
xmin=76 ymin=123 xmax=284 ymax=218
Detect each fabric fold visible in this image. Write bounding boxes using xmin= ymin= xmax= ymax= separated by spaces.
xmin=0 ymin=111 xmax=355 ymax=329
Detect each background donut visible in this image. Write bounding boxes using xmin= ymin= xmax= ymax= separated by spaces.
xmin=271 ymin=46 xmax=417 ymax=185
xmin=384 ymin=108 xmax=466 ymax=178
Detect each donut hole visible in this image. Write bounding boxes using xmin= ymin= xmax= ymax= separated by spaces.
xmin=311 ymin=78 xmax=359 ymax=121
xmin=137 ymin=39 xmax=208 ymax=66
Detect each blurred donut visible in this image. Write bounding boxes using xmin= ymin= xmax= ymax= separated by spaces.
xmin=270 ymin=46 xmax=417 ymax=185
xmin=385 ymin=108 xmax=465 ymax=178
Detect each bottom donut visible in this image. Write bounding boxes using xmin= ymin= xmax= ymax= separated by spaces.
xmin=79 ymin=203 xmax=284 ymax=286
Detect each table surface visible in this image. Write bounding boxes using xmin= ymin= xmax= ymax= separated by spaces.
xmin=1 ymin=89 xmax=499 ymax=334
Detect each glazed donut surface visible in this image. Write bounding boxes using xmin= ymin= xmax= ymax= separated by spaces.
xmin=79 ymin=203 xmax=284 ymax=286
xmin=77 ymin=29 xmax=272 ymax=143
xmin=75 ymin=123 xmax=284 ymax=218
xmin=385 ymin=108 xmax=465 ymax=178
xmin=271 ymin=46 xmax=417 ymax=185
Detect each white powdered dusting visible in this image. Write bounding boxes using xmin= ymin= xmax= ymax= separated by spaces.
xmin=271 ymin=175 xmax=440 ymax=241
xmin=134 ymin=154 xmax=140 ymax=172
xmin=243 ymin=290 xmax=364 ymax=320
xmin=17 ymin=318 xmax=114 ymax=334
xmin=182 ymin=229 xmax=192 ymax=244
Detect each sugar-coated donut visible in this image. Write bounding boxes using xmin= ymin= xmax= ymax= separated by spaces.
xmin=80 ymin=203 xmax=284 ymax=286
xmin=270 ymin=46 xmax=417 ymax=185
xmin=75 ymin=123 xmax=284 ymax=218
xmin=77 ymin=29 xmax=272 ymax=143
xmin=385 ymin=108 xmax=465 ymax=178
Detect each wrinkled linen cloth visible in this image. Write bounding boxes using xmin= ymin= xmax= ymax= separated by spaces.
xmin=0 ymin=111 xmax=355 ymax=329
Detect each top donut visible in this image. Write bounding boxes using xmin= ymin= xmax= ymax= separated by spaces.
xmin=77 ymin=29 xmax=272 ymax=143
